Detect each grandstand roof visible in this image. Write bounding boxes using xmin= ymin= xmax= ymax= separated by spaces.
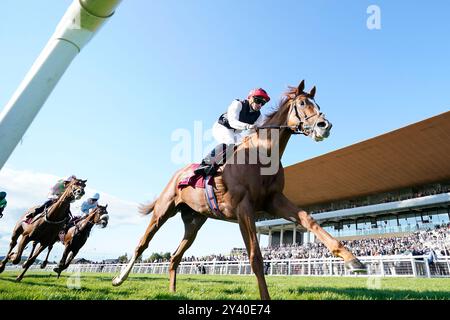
xmin=284 ymin=111 xmax=450 ymax=207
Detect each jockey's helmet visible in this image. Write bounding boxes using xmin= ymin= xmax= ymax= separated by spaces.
xmin=65 ymin=175 xmax=77 ymax=182
xmin=0 ymin=191 xmax=6 ymax=200
xmin=247 ymin=88 xmax=270 ymax=102
xmin=91 ymin=193 xmax=100 ymax=201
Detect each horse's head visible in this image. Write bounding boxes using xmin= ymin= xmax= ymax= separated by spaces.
xmin=92 ymin=204 xmax=109 ymax=228
xmin=286 ymin=80 xmax=332 ymax=141
xmin=65 ymin=178 xmax=87 ymax=201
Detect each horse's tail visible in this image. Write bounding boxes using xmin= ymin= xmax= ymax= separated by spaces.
xmin=138 ymin=199 xmax=157 ymax=216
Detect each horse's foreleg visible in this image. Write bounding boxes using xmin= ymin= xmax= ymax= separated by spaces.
xmin=11 ymin=234 xmax=31 ymax=265
xmin=237 ymin=195 xmax=270 ymax=300
xmin=169 ymin=211 xmax=207 ymax=293
xmin=23 ymin=241 xmax=38 ymax=267
xmin=0 ymin=225 xmax=23 ymax=273
xmin=268 ymin=193 xmax=366 ymax=272
xmin=113 ymin=198 xmax=176 ymax=286
xmin=16 ymin=243 xmax=47 ymax=282
xmin=40 ymin=245 xmax=53 ymax=269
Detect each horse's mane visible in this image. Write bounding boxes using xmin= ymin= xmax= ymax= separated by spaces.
xmin=262 ymin=86 xmax=297 ymax=125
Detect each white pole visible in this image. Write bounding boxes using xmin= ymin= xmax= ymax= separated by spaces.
xmin=0 ymin=0 xmax=122 ymax=170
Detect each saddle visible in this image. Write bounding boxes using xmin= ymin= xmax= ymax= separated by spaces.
xmin=178 ymin=164 xmax=224 ymax=218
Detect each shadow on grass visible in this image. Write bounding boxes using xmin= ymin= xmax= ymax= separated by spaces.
xmin=126 ymin=276 xmax=168 ymax=282
xmin=152 ymin=293 xmax=191 ymax=300
xmin=222 ymin=287 xmax=245 ymax=295
xmin=179 ymin=277 xmax=236 ymax=285
xmin=125 ymin=275 xmax=237 ymax=286
xmin=0 ymin=272 xmax=55 ymax=280
xmin=288 ymin=286 xmax=450 ymax=300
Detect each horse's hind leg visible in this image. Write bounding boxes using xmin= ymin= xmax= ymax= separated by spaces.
xmin=112 ymin=196 xmax=177 ymax=286
xmin=169 ymin=210 xmax=207 ymax=293
xmin=0 ymin=224 xmax=23 ymax=273
xmin=11 ymin=233 xmax=31 ymax=265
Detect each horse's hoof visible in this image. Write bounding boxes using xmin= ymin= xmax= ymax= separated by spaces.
xmin=40 ymin=263 xmax=47 ymax=269
xmin=53 ymin=267 xmax=60 ymax=273
xmin=0 ymin=264 xmax=5 ymax=274
xmin=345 ymin=258 xmax=367 ymax=274
xmin=112 ymin=277 xmax=122 ymax=287
xmin=11 ymin=255 xmax=20 ymax=265
xmin=15 ymin=277 xmax=23 ymax=282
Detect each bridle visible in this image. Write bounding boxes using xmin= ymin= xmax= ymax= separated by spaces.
xmin=289 ymin=97 xmax=324 ymax=136
xmin=73 ymin=208 xmax=108 ymax=235
xmin=257 ymin=96 xmax=324 ymax=136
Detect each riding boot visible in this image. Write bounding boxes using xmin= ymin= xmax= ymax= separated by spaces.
xmin=194 ymin=144 xmax=234 ymax=176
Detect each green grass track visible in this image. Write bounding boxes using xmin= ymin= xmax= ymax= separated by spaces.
xmin=0 ymin=271 xmax=449 ymax=300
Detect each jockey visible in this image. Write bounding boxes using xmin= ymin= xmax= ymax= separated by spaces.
xmin=80 ymin=193 xmax=100 ymax=217
xmin=26 ymin=175 xmax=77 ymax=219
xmin=194 ymin=88 xmax=270 ymax=176
xmin=0 ymin=191 xmax=7 ymax=219
xmin=61 ymin=193 xmax=100 ymax=236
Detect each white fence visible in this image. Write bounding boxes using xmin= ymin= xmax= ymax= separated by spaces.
xmin=5 ymin=255 xmax=450 ymax=278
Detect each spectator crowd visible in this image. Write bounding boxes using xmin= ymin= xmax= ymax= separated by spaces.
xmin=175 ymin=223 xmax=450 ymax=263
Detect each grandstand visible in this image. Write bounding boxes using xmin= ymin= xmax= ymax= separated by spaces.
xmin=256 ymin=111 xmax=450 ymax=247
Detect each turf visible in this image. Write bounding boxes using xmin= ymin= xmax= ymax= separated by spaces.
xmin=0 ymin=271 xmax=449 ymax=300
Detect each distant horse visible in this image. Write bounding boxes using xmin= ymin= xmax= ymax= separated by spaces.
xmin=51 ymin=204 xmax=109 ymax=277
xmin=112 ymin=80 xmax=366 ymax=299
xmin=0 ymin=178 xmax=86 ymax=281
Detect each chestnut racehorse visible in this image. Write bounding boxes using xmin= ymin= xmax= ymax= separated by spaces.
xmin=112 ymin=80 xmax=366 ymax=299
xmin=0 ymin=178 xmax=86 ymax=281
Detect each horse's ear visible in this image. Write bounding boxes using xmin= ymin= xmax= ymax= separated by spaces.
xmin=297 ymin=80 xmax=305 ymax=95
xmin=309 ymin=86 xmax=316 ymax=99
xmin=82 ymin=179 xmax=87 ymax=183
xmin=105 ymin=204 xmax=108 ymax=209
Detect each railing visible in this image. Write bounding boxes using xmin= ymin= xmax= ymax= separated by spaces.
xmin=5 ymin=255 xmax=450 ymax=278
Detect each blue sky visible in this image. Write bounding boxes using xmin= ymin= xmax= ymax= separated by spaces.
xmin=0 ymin=0 xmax=449 ymax=261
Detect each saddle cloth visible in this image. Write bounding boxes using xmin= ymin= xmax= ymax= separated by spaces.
xmin=178 ymin=164 xmax=214 ymax=189
xmin=177 ymin=164 xmax=224 ymax=218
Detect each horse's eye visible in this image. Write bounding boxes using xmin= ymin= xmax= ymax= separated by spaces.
xmin=300 ymin=101 xmax=305 ymax=106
